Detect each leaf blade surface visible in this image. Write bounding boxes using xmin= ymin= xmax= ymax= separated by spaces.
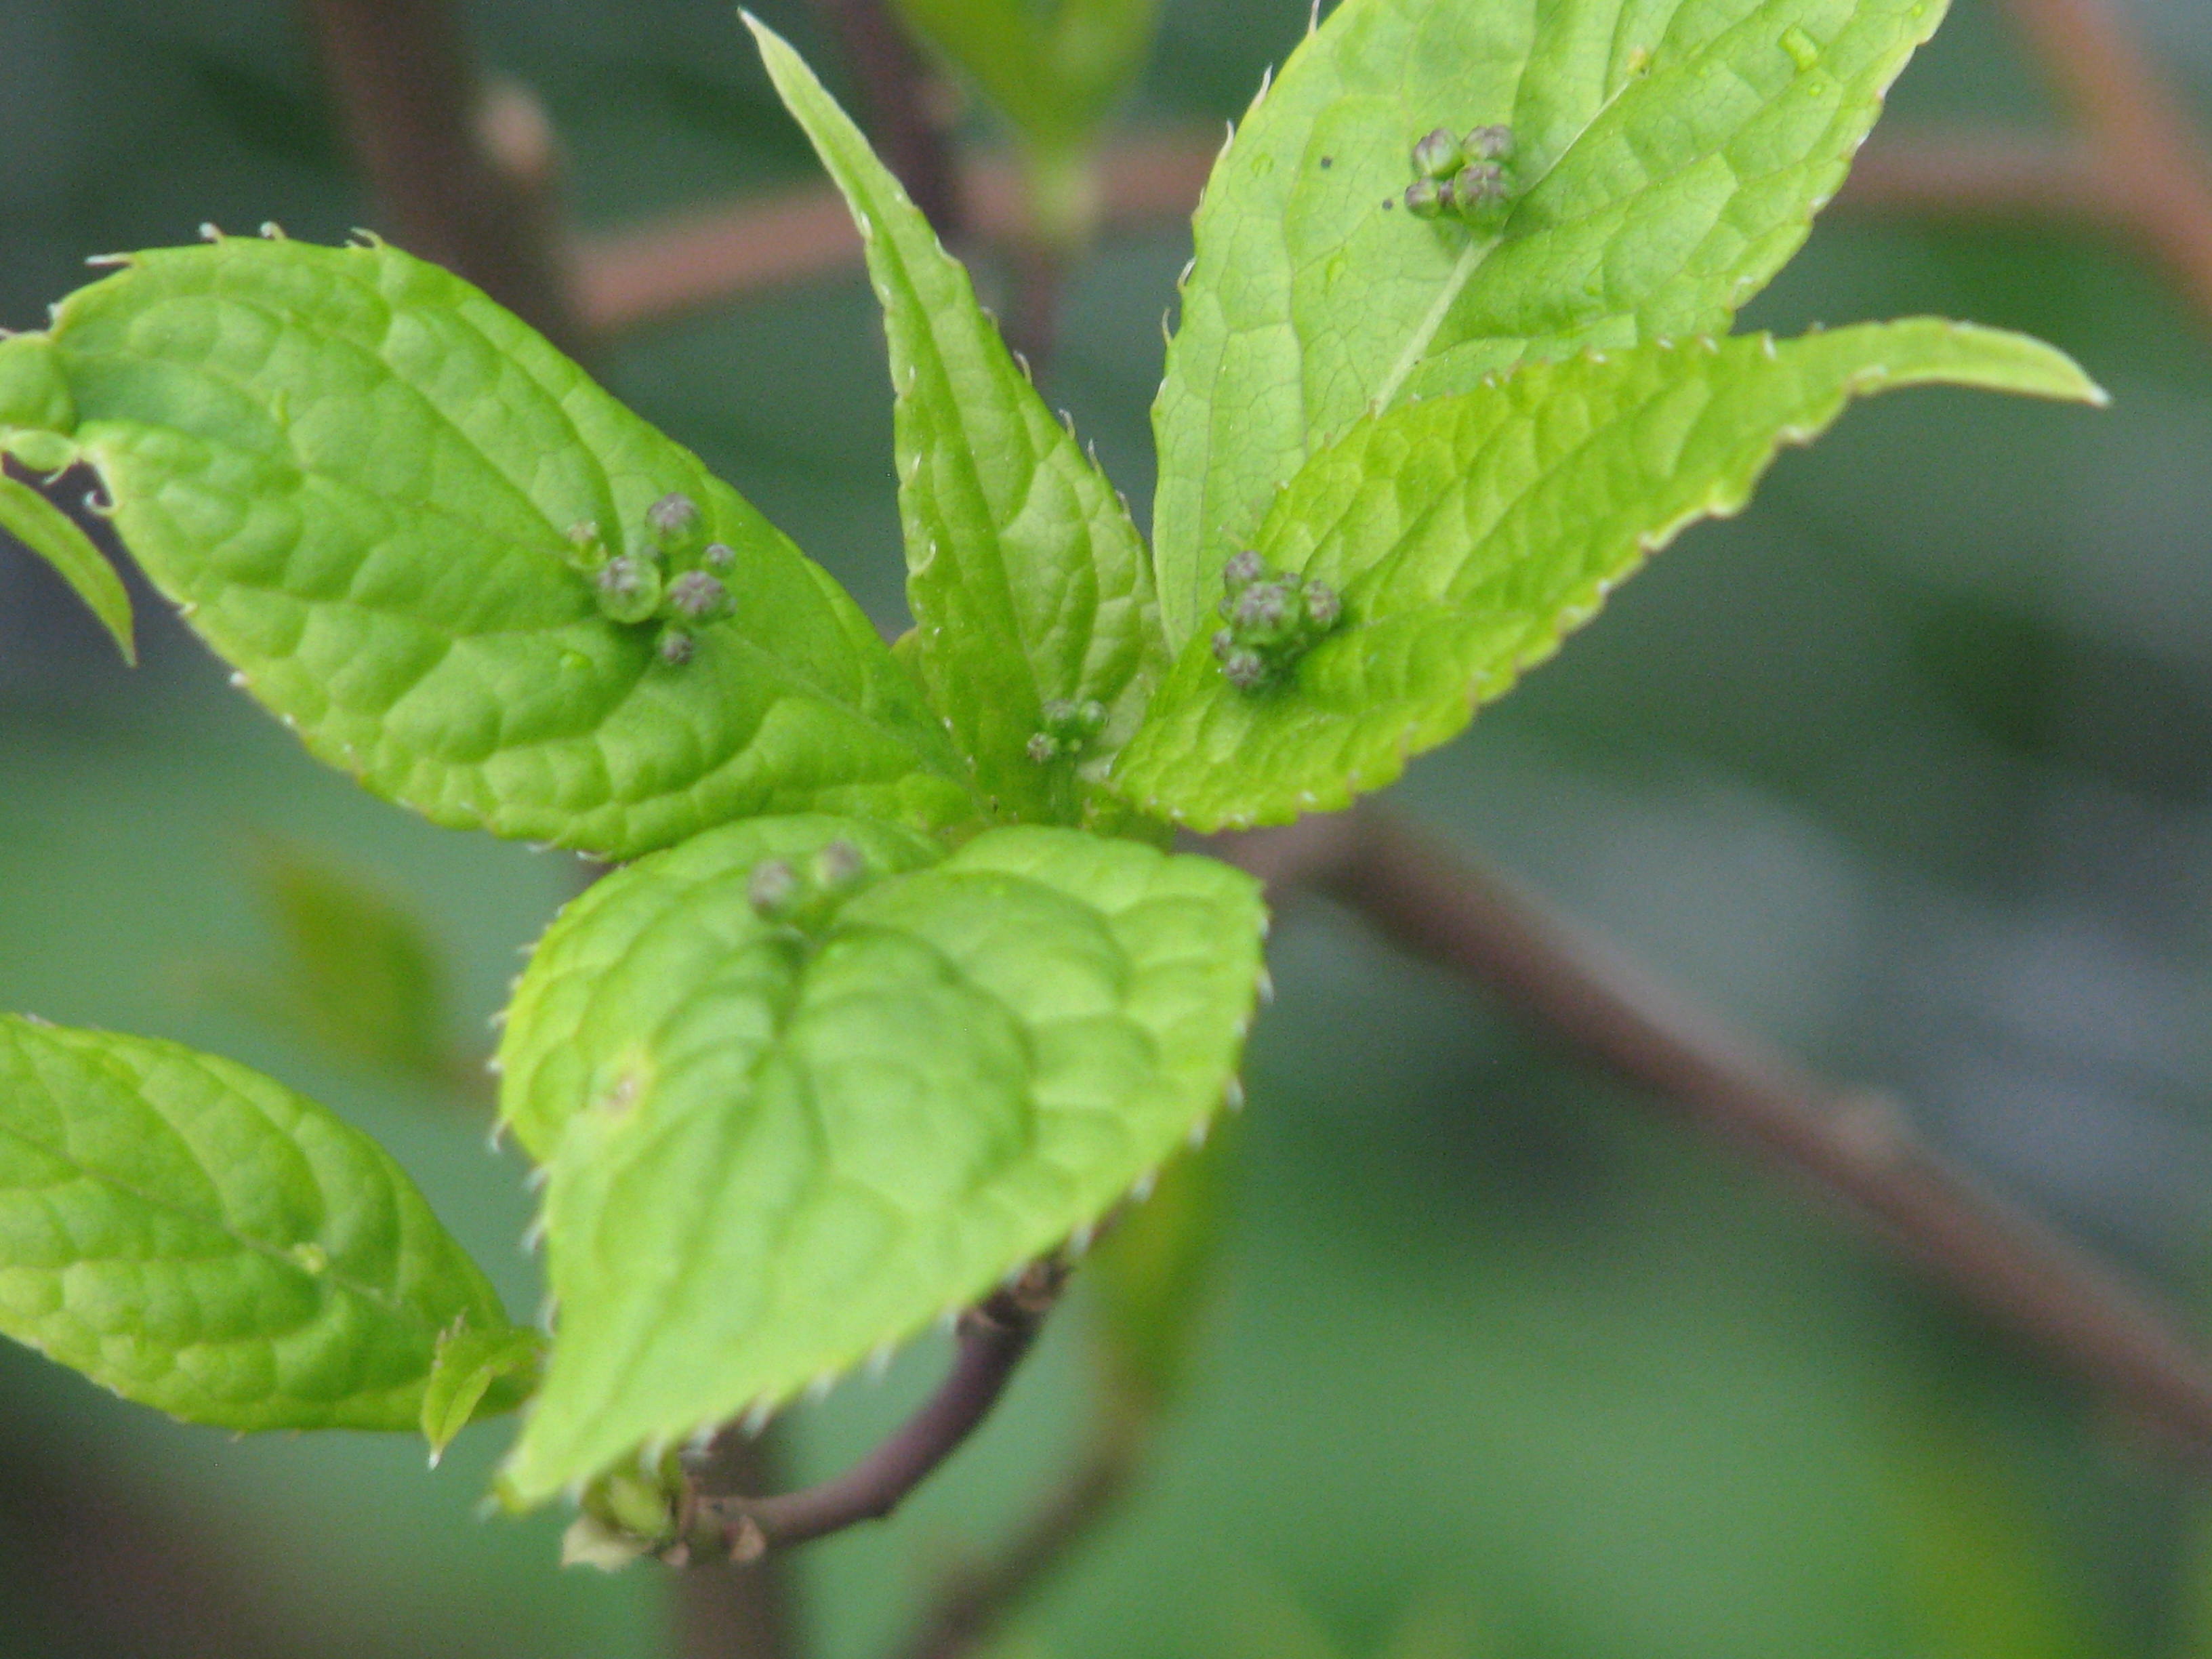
xmin=755 ymin=23 xmax=1164 ymax=825
xmin=22 ymin=239 xmax=975 ymax=858
xmin=497 ymin=819 xmax=1263 ymax=1502
xmin=0 ymin=1017 xmax=510 ymax=1431
xmin=423 ymin=1322 xmax=544 ymax=1460
xmin=1153 ymin=0 xmax=1959 ymax=644
xmin=1120 ymin=321 xmax=2102 ymax=828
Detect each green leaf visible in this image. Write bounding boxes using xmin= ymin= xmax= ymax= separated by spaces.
xmin=1152 ymin=0 xmax=1966 ymax=646
xmin=1118 ymin=322 xmax=2104 ymax=830
xmin=495 ymin=821 xmax=1264 ymax=1502
xmin=753 ymin=22 xmax=1164 ymax=828
xmin=0 ymin=467 xmax=136 ymax=664
xmin=0 ymin=1016 xmax=512 ymax=1431
xmin=422 ymin=1321 xmax=544 ymax=1462
xmin=14 ymin=238 xmax=976 ymax=860
xmin=0 ymin=331 xmax=78 ymax=445
xmin=1088 ymin=1113 xmax=1237 ymax=1411
xmin=888 ymin=0 xmax=1164 ymax=158
xmin=241 ymin=838 xmax=453 ymax=1082
xmin=497 ymin=813 xmax=951 ymax=1164
xmin=1 ymin=331 xmax=133 ymax=661
xmin=0 ymin=331 xmax=82 ymax=478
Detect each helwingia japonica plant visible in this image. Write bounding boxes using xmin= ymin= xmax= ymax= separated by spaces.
xmin=0 ymin=0 xmax=2101 ymax=1559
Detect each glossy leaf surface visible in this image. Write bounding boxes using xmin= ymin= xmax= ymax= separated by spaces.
xmin=13 ymin=239 xmax=975 ymax=859
xmin=0 ymin=1017 xmax=510 ymax=1431
xmin=756 ymin=22 xmax=1163 ymax=825
xmin=1153 ymin=0 xmax=1958 ymax=644
xmin=1118 ymin=323 xmax=2103 ymax=829
xmin=497 ymin=821 xmax=1264 ymax=1502
xmin=497 ymin=814 xmax=949 ymax=1164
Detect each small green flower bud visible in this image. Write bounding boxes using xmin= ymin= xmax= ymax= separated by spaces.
xmin=747 ymin=859 xmax=801 ymax=919
xmin=569 ymin=1449 xmax=697 ymax=1569
xmin=1404 ymin=177 xmax=1448 ymax=220
xmin=1027 ymin=731 xmax=1061 ymax=764
xmin=598 ymin=1469 xmax=680 ymax=1543
xmin=1230 ymin=579 xmax=1298 ymax=647
xmin=1223 ymin=549 xmax=1268 ymax=592
xmin=1303 ymin=579 xmax=1342 ymax=631
xmin=596 ymin=556 xmax=663 ymax=625
xmin=702 ymin=541 xmax=736 ymax=571
xmin=1464 ymin=124 xmax=1515 ymax=161
xmin=1034 ymin=696 xmax=1110 ymax=753
xmin=1212 ymin=627 xmax=1237 ymax=661
xmin=1219 ymin=647 xmax=1270 ymax=691
xmin=1412 ymin=126 xmax=1465 ymax=179
xmin=1451 ymin=161 xmax=1510 ymax=214
xmin=564 ymin=520 xmax=609 ymax=573
xmin=657 ymin=628 xmax=695 ymax=665
xmin=645 ymin=491 xmax=704 ymax=551
xmin=812 ymin=839 xmax=865 ymax=890
xmin=667 ymin=570 xmax=733 ymax=623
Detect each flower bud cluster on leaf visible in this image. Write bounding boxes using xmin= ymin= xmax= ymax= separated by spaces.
xmin=1210 ymin=552 xmax=1343 ymax=691
xmin=563 ymin=493 xmax=739 ymax=665
xmin=744 ymin=836 xmax=875 ymax=932
xmin=1404 ymin=124 xmax=1516 ymax=226
xmin=1026 ymin=698 xmax=1111 ymax=764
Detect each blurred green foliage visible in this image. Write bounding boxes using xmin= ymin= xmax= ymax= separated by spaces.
xmin=893 ymin=0 xmax=1163 ymax=161
xmin=230 ymin=837 xmax=458 ymax=1086
xmin=1088 ymin=1115 xmax=1237 ymax=1414
xmin=3 ymin=0 xmax=2212 ymax=1656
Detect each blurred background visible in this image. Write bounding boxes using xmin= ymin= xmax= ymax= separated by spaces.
xmin=5 ymin=0 xmax=2212 ymax=1654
